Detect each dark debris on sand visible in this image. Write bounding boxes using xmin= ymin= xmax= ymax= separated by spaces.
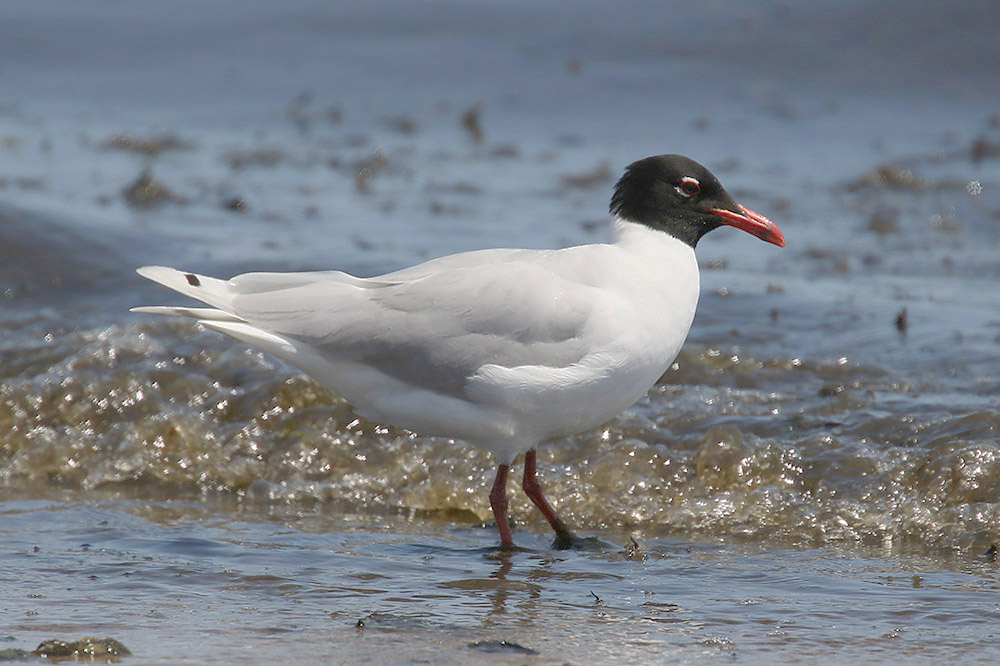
xmin=100 ymin=132 xmax=193 ymax=156
xmin=467 ymin=639 xmax=539 ymax=655
xmin=559 ymin=161 xmax=613 ymax=190
xmin=33 ymin=636 xmax=130 ymax=660
xmin=122 ymin=169 xmax=186 ymax=209
xmin=461 ymin=104 xmax=484 ymax=145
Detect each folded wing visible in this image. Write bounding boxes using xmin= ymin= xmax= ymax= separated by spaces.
xmin=133 ymin=251 xmax=601 ymax=399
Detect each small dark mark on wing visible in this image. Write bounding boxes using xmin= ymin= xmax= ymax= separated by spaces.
xmin=185 ymin=273 xmax=201 ymax=287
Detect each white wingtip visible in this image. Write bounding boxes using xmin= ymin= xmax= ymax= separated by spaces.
xmin=134 ymin=265 xmax=235 ymax=311
xmin=136 ymin=265 xmax=193 ymax=287
xmin=136 ymin=265 xmax=167 ymax=279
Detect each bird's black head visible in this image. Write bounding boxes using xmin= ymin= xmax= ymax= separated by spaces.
xmin=610 ymin=154 xmax=784 ymax=248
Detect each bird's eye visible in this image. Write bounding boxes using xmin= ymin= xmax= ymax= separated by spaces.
xmin=677 ymin=177 xmax=701 ymax=198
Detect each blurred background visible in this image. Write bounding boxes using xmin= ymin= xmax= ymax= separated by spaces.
xmin=1 ymin=1 xmax=999 ymax=664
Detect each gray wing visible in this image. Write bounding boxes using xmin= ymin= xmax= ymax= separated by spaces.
xmin=226 ymin=252 xmax=598 ymax=397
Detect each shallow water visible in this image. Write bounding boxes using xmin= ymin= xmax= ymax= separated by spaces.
xmin=2 ymin=0 xmax=1000 ymax=663
xmin=4 ymin=501 xmax=1000 ymax=665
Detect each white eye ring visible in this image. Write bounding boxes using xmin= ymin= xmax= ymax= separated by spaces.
xmin=676 ymin=176 xmax=701 ymax=198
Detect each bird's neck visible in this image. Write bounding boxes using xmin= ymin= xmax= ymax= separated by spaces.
xmin=611 ymin=216 xmax=696 ymax=261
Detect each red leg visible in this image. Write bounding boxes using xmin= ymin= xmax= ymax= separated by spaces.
xmin=489 ymin=463 xmax=514 ymax=549
xmin=522 ymin=449 xmax=575 ymax=547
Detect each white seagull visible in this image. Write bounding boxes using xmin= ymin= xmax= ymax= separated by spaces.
xmin=133 ymin=154 xmax=785 ymax=549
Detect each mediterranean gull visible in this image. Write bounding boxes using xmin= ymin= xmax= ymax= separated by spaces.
xmin=133 ymin=154 xmax=785 ymax=549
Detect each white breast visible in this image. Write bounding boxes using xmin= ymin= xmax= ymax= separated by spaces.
xmin=463 ymin=220 xmax=700 ymax=454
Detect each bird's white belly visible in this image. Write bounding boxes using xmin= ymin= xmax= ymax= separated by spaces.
xmin=335 ymin=342 xmax=686 ymax=465
xmin=468 ymin=298 xmax=696 ymax=446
